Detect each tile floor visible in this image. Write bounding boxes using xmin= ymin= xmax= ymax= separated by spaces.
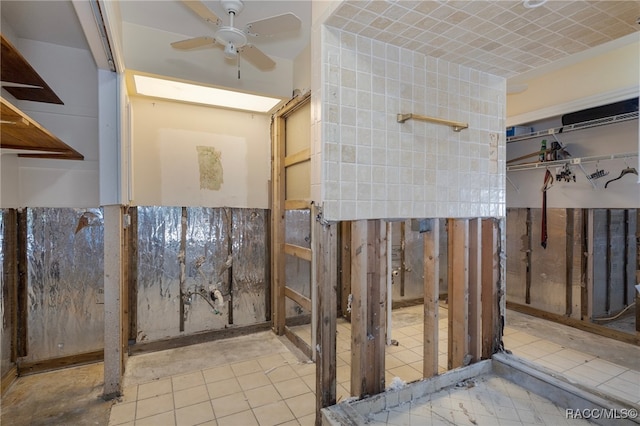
xmin=366 ymin=375 xmax=593 ymax=426
xmin=106 ymin=305 xmax=639 ymax=426
xmin=110 ymin=344 xmax=318 ymax=426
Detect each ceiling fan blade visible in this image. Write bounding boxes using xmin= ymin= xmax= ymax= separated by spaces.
xmin=181 ymin=0 xmax=220 ymax=25
xmin=246 ymin=13 xmax=301 ymax=36
xmin=1 ymin=81 xmax=43 ymax=89
xmin=240 ymin=45 xmax=276 ymax=70
xmin=171 ymin=36 xmax=217 ymax=50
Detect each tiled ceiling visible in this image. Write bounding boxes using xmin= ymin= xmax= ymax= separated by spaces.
xmin=326 ymin=0 xmax=640 ymax=78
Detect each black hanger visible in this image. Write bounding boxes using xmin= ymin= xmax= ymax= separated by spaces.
xmin=604 ymin=166 xmax=638 ymax=188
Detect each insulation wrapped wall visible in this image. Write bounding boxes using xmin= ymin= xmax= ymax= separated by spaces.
xmin=231 ymin=209 xmax=268 ymax=325
xmin=592 ymin=209 xmax=637 ymax=317
xmin=137 ymin=207 xmax=269 ymax=342
xmin=23 ymin=208 xmax=104 ymax=362
xmin=505 ymin=208 xmax=528 ymax=306
xmin=0 ymin=210 xmax=12 ymax=377
xmin=506 ymin=208 xmax=636 ymax=320
xmin=284 ymin=210 xmax=311 ymax=318
xmin=137 ymin=207 xmax=182 ymax=342
xmin=183 ymin=208 xmax=229 ymax=334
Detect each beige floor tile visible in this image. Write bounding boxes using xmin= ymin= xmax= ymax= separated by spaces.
xmin=385 ymin=354 xmax=405 ymax=369
xmin=121 ymin=385 xmax=138 ymax=404
xmin=285 ymin=392 xmax=315 ymax=418
xmin=203 ymin=365 xmax=236 ymax=384
xmin=300 ymin=373 xmax=315 ymax=390
xmin=199 ymin=421 xmax=218 ymax=426
xmin=216 ymin=410 xmax=259 ymax=426
xmin=172 ymin=371 xmax=205 ymax=392
xmin=393 ymin=349 xmax=422 ymax=364
xmin=291 ymin=361 xmax=315 ymax=377
xmin=298 ymin=413 xmax=315 ymax=426
xmin=137 ymin=378 xmax=173 ymax=400
xmin=336 ymin=364 xmax=351 ymax=385
xmin=135 ymin=410 xmax=176 ymax=426
xmin=266 ymin=365 xmax=299 ymax=383
xmin=616 ymin=369 xmax=640 ymax=384
xmin=584 ymin=358 xmax=628 ymax=377
xmin=257 ymin=354 xmax=288 ymax=371
xmin=336 ymin=383 xmax=351 ymax=403
xmin=237 ymin=371 xmax=271 ymax=391
xmin=136 ymin=392 xmax=174 ymax=419
xmin=277 ymin=421 xmax=300 ymax=426
xmin=211 ymin=392 xmax=251 ymax=419
xmin=387 ymin=365 xmax=422 ymax=382
xmin=253 ymin=400 xmax=295 ymax=426
xmin=565 ymin=364 xmax=616 ymax=386
xmin=207 ymin=377 xmax=242 ymax=399
xmin=244 ymin=384 xmax=282 ymax=408
xmin=174 ymin=384 xmax=210 ymax=409
xmin=108 ymin=401 xmax=136 ymax=425
xmin=274 ymin=377 xmax=311 ymax=399
xmin=231 ymin=360 xmax=263 ymax=377
xmin=175 ymin=400 xmax=215 ymax=426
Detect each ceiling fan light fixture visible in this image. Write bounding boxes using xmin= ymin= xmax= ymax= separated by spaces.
xmin=224 ymin=42 xmax=237 ymax=59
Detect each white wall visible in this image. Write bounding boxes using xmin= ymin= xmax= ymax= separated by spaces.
xmin=0 ymin=37 xmax=100 ymax=208
xmin=130 ymin=97 xmax=271 ymax=208
xmin=315 ymin=26 xmax=507 ymax=221
xmin=507 ymin=118 xmax=639 ymax=208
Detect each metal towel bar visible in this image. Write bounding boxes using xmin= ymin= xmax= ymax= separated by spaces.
xmin=396 ymin=113 xmax=468 ymax=132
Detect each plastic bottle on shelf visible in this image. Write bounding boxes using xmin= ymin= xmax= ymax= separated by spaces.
xmin=539 ymin=139 xmax=546 ymax=162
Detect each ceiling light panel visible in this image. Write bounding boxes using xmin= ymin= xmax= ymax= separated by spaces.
xmin=132 ymin=74 xmax=282 ymax=113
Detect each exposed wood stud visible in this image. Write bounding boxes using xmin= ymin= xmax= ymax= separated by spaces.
xmin=468 ymin=218 xmax=482 ymax=362
xmin=284 ymin=243 xmax=313 ymax=261
xmin=284 ymin=326 xmax=312 ymax=359
xmin=565 ymin=209 xmax=574 ymax=317
xmin=448 ymin=219 xmax=469 ymax=370
xmin=350 ymin=220 xmax=386 ymax=397
xmin=127 ymin=207 xmax=138 ymax=343
xmin=525 ymin=208 xmax=532 ymax=305
xmin=586 ymin=209 xmax=594 ymax=321
xmin=314 ymin=210 xmax=337 ymax=425
xmin=423 ymin=218 xmax=439 ymax=378
xmin=285 ymin=287 xmax=312 ymax=312
xmin=400 ymin=222 xmax=406 ymax=297
xmin=340 ymin=222 xmax=352 ymax=321
xmin=606 ymin=209 xmax=612 ymax=314
xmin=481 ymin=219 xmax=499 ymax=360
xmin=581 ymin=209 xmax=589 ymax=321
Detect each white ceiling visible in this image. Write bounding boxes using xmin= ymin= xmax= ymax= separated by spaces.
xmin=1 ymin=0 xmax=639 ymax=99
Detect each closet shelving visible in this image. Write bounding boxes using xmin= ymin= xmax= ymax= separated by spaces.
xmin=506 ymin=110 xmax=639 ymax=173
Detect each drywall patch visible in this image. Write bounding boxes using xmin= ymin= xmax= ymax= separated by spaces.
xmin=196 ymin=146 xmax=224 ymax=190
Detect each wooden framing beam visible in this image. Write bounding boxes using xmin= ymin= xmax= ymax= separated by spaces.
xmin=340 ymin=222 xmax=352 ymax=321
xmin=314 ymin=212 xmax=337 ymax=424
xmin=285 ymin=287 xmax=312 ymax=312
xmin=284 ymin=326 xmax=312 ymax=359
xmin=423 ymin=219 xmax=439 ymax=378
xmin=350 ymin=220 xmax=386 ymax=398
xmin=284 ymin=243 xmax=312 ymax=261
xmin=481 ymin=219 xmax=499 ymax=359
xmin=272 ymin=111 xmax=286 ymax=335
xmin=468 ymin=218 xmax=482 ymax=363
xmin=284 ymin=147 xmax=311 ymax=167
xmin=284 ymin=200 xmax=311 ymax=210
xmin=448 ymin=219 xmax=469 ymax=370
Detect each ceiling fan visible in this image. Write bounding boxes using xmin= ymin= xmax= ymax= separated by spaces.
xmin=172 ymin=0 xmax=301 ymax=71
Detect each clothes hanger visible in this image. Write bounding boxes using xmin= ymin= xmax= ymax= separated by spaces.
xmin=604 ymin=161 xmax=638 ymax=188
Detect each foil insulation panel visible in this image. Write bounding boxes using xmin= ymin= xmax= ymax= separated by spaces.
xmin=284 ymin=210 xmax=311 ymax=317
xmin=231 ymin=209 xmax=268 ymax=325
xmin=23 ymin=208 xmax=104 ymax=362
xmin=183 ymin=207 xmax=229 ymax=334
xmin=1 ymin=210 xmax=12 ymax=377
xmin=136 ymin=207 xmax=182 ymax=342
xmin=136 ymin=207 xmax=269 ymax=342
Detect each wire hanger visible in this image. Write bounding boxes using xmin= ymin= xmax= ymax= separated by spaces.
xmin=604 ymin=159 xmax=638 ymax=188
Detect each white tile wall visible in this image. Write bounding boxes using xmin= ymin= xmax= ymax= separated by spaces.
xmin=314 ymin=25 xmax=507 ymax=221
